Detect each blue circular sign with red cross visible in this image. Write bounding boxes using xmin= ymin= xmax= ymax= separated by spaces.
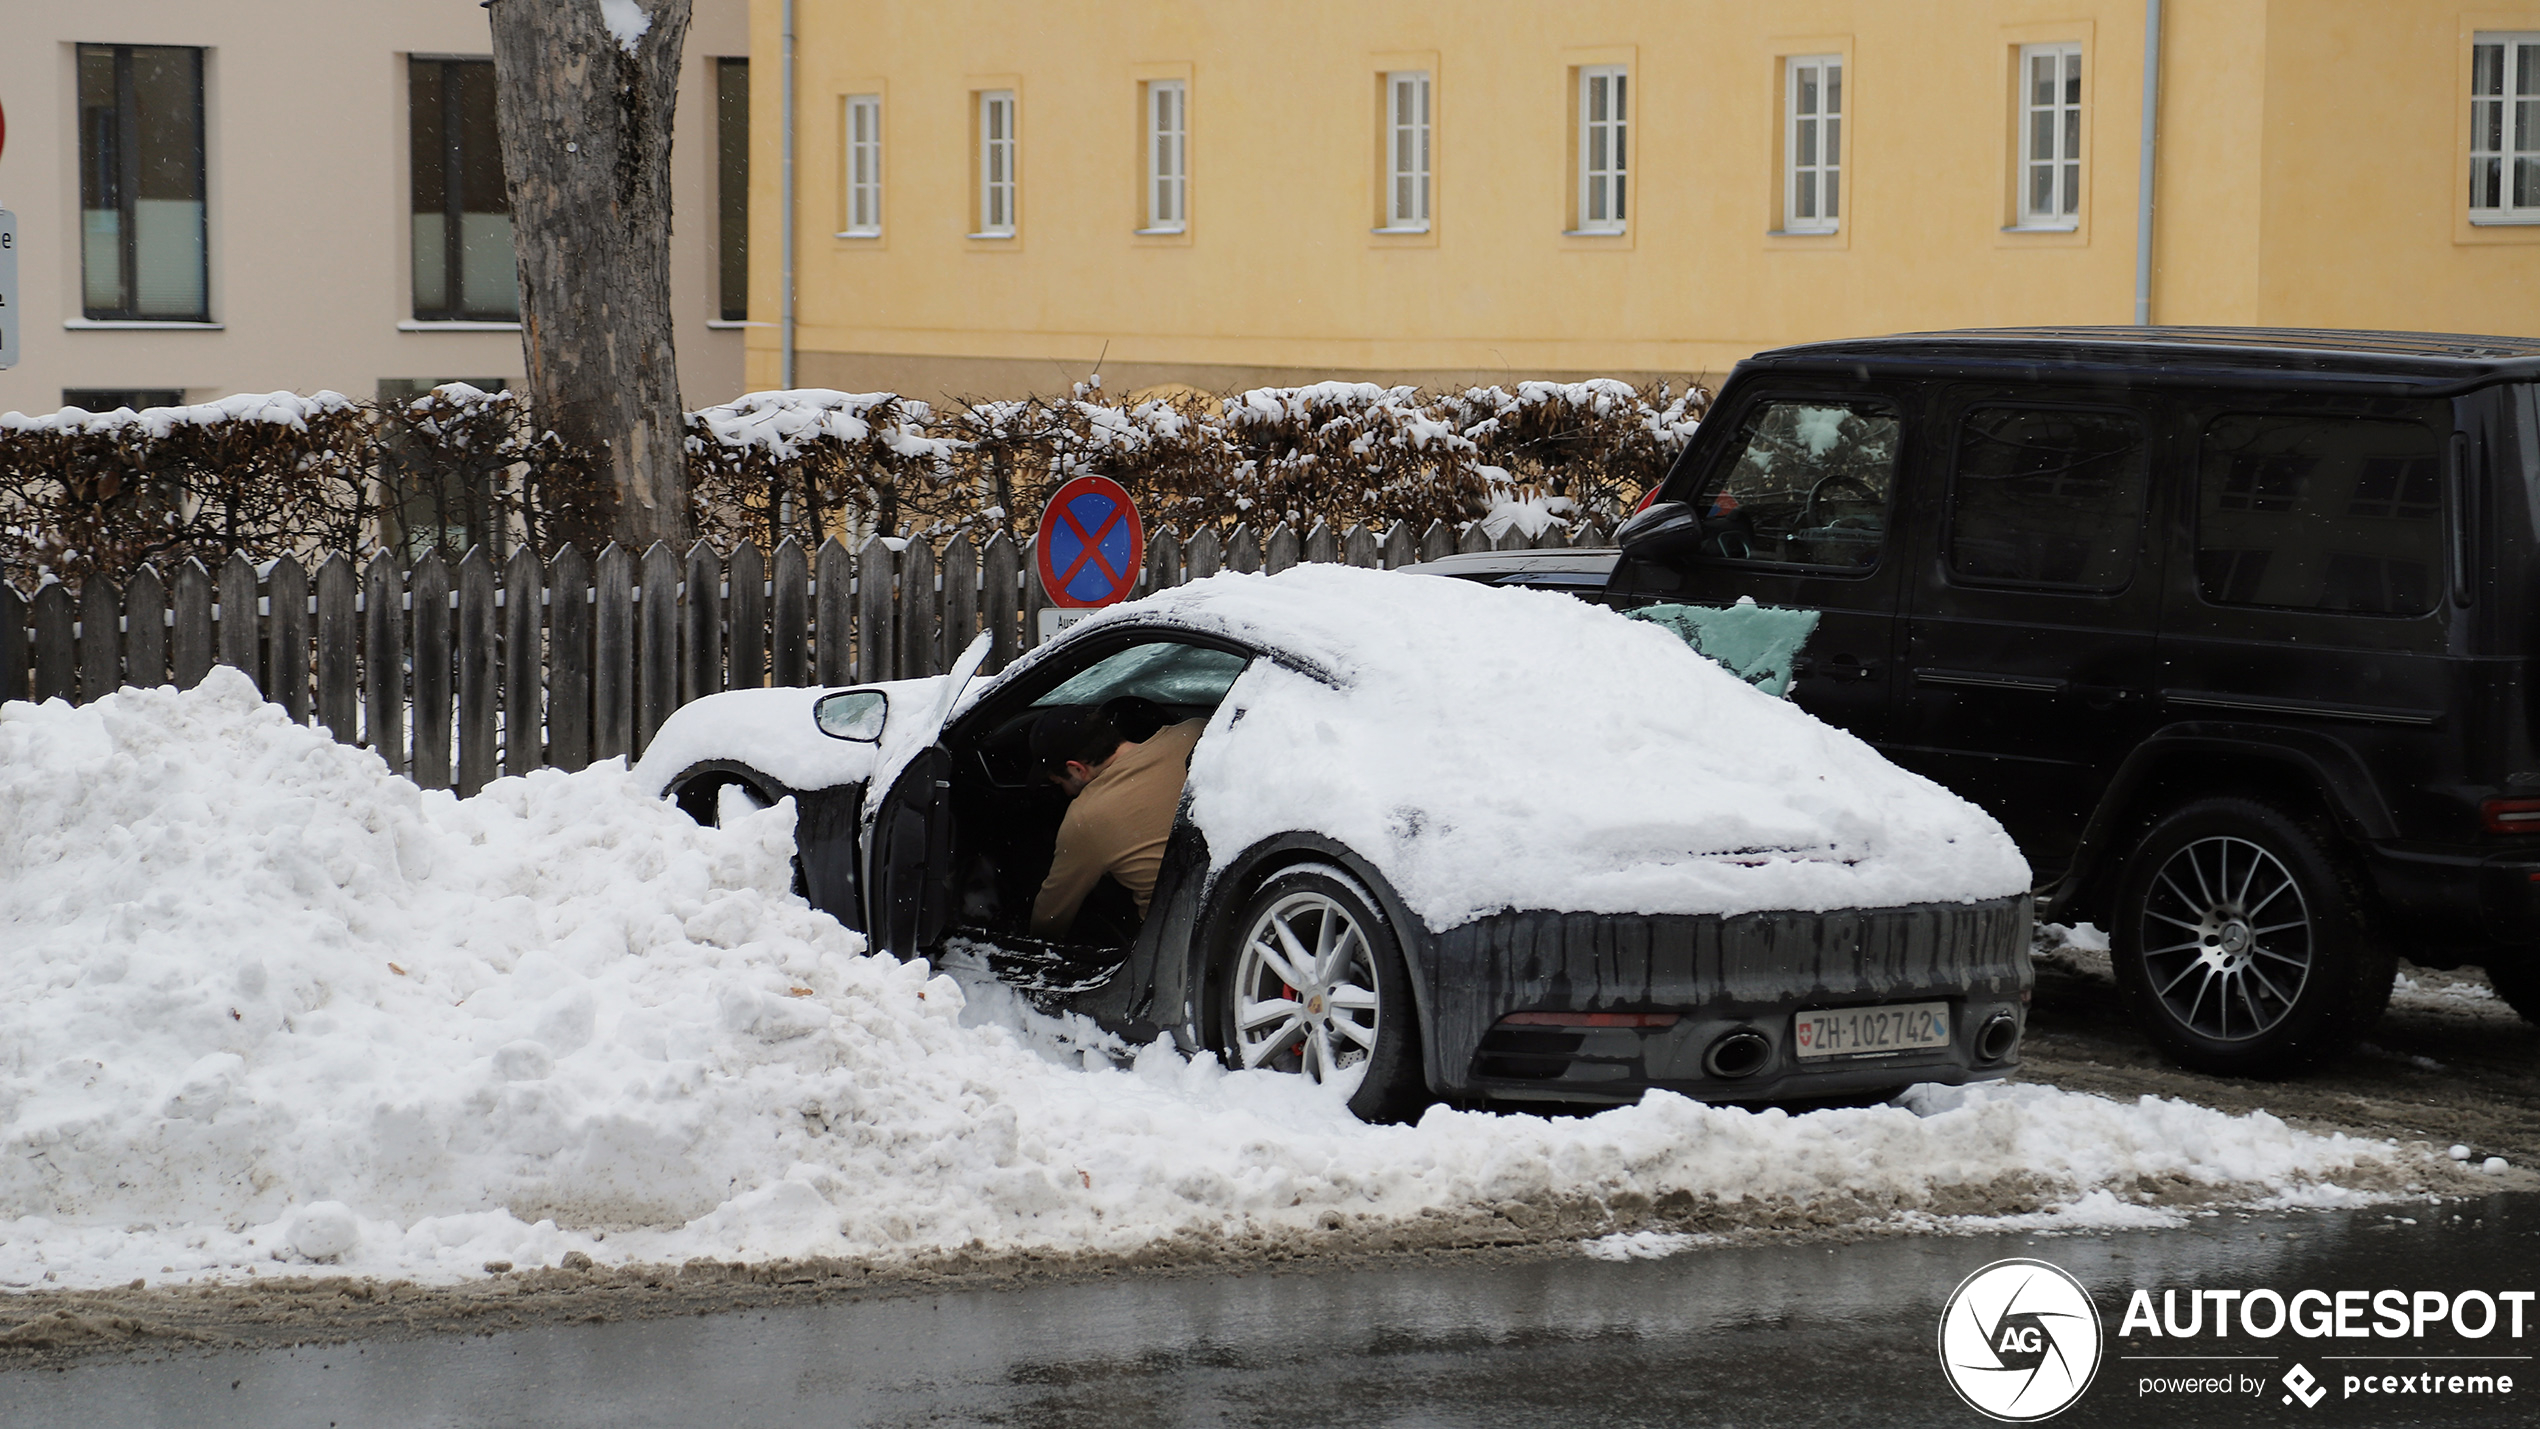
xmin=1034 ymin=475 xmax=1146 ymax=608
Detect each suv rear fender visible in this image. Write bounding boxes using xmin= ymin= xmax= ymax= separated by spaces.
xmin=2048 ymin=726 xmax=2396 ymax=925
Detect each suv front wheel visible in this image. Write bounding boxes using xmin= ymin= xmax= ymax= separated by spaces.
xmin=2111 ymin=797 xmax=2394 ymax=1077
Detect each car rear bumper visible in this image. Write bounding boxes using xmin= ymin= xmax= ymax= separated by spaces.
xmin=2365 ymin=840 xmax=2540 ymax=961
xmin=1423 ymin=895 xmax=2034 ymax=1105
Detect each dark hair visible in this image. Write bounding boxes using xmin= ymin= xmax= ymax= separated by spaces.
xmin=1030 ymin=707 xmax=1125 ymax=778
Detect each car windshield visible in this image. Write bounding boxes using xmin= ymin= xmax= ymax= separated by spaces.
xmin=1031 ymin=641 xmax=1251 ymax=709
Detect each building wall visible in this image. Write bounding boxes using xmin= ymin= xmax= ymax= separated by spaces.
xmin=0 ymin=0 xmax=748 ymax=417
xmin=755 ymin=0 xmax=2540 ymax=402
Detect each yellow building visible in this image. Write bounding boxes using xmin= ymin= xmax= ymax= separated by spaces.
xmin=748 ymin=1 xmax=2540 ymax=399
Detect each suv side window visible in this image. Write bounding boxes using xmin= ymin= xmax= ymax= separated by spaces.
xmin=2194 ymin=412 xmax=2447 ymax=616
xmin=1947 ymin=405 xmax=2151 ymax=591
xmin=1694 ymin=398 xmax=1899 ymax=570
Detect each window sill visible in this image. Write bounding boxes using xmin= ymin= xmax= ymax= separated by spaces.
xmin=1562 ymin=228 xmax=1628 ymax=237
xmin=63 ymin=318 xmax=222 ymax=331
xmin=1371 ymin=225 xmax=1431 ymax=235
xmin=2469 ymin=215 xmax=2540 ymax=226
xmin=2002 ymin=222 xmax=2080 ymax=233
xmin=966 ymin=231 xmax=1017 ymax=241
xmin=1133 ymin=226 xmax=1187 ymax=236
xmin=1767 ymin=228 xmax=1842 ymax=237
xmin=835 ymin=229 xmax=881 ymax=239
xmin=704 ymin=320 xmax=766 ymax=330
xmin=398 ymin=320 xmax=522 ymax=332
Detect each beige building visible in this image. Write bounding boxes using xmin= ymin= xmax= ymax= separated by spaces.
xmin=754 ymin=0 xmax=2540 ymax=400
xmin=0 ymin=0 xmax=750 ymax=417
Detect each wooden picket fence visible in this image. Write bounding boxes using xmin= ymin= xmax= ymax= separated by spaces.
xmin=2 ymin=517 xmax=1607 ymax=793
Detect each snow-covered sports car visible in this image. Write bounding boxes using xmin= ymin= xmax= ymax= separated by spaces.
xmin=637 ymin=564 xmax=2034 ymax=1121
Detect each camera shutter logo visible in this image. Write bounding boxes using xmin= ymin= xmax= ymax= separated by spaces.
xmin=1938 ymin=1258 xmax=2104 ymax=1421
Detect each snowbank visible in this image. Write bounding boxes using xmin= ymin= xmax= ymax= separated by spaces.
xmin=1034 ymin=565 xmax=2033 ymax=926
xmin=0 ymin=676 xmax=2413 ymax=1291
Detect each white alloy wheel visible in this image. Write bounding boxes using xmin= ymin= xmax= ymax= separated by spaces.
xmin=1231 ymin=888 xmax=1383 ymax=1093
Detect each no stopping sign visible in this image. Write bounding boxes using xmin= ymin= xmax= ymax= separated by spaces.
xmin=1034 ymin=475 xmax=1145 ymax=608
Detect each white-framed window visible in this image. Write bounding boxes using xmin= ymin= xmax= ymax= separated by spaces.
xmin=1576 ymin=65 xmax=1628 ymax=233
xmin=843 ymin=93 xmax=882 ymax=236
xmin=1384 ymin=70 xmax=1431 ymax=231
xmin=1143 ymin=80 xmax=1186 ymax=232
xmin=976 ymin=89 xmax=1016 ymax=237
xmin=2018 ymin=44 xmax=2082 ymax=227
xmin=2472 ymin=33 xmax=2540 ymax=222
xmin=1784 ymin=54 xmax=1843 ymax=233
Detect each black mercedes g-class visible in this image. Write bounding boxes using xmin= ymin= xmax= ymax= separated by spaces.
xmin=1422 ymin=327 xmax=2540 ymax=1076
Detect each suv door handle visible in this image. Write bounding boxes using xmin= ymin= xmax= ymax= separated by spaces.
xmin=1796 ymin=653 xmax=1881 ymax=681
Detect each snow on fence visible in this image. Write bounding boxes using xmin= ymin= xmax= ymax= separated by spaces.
xmin=2 ymin=518 xmax=1604 ymax=793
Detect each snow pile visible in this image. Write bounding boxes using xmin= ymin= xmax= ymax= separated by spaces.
xmin=1029 ymin=565 xmax=2033 ymax=925
xmin=0 ymin=389 xmax=357 ymax=437
xmin=0 ymin=675 xmax=2412 ymax=1291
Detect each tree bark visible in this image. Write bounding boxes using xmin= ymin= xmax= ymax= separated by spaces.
xmin=489 ymin=0 xmax=695 ymax=553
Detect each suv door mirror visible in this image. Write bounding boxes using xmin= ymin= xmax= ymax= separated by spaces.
xmin=1616 ymin=500 xmax=1707 ymax=562
xmin=814 ymin=689 xmax=889 ymax=741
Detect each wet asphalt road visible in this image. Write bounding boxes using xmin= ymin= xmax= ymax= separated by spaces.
xmin=7 ymin=1192 xmax=2536 ymax=1428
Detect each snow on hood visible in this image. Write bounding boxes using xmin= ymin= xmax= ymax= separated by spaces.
xmin=0 ymin=674 xmax=2414 ymax=1290
xmin=1044 ymin=565 xmax=2030 ymax=927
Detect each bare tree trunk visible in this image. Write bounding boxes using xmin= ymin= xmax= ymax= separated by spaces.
xmin=489 ymin=0 xmax=695 ymax=553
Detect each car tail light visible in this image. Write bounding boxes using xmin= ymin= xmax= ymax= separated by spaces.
xmin=1499 ymin=1011 xmax=1680 ymax=1028
xmin=2482 ymin=797 xmax=2540 ymax=833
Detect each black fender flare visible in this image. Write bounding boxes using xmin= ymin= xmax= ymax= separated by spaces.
xmin=658 ymin=759 xmax=794 ymax=825
xmin=2048 ymin=723 xmax=2398 ymax=923
xmin=1181 ymin=832 xmax=1445 ymax=1096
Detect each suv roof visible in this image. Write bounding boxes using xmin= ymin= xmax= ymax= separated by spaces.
xmin=1746 ymin=326 xmax=2540 ymax=394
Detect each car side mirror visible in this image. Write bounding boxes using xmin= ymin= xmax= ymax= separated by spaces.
xmin=1615 ymin=500 xmax=1707 ymax=562
xmin=814 ymin=689 xmax=888 ymax=742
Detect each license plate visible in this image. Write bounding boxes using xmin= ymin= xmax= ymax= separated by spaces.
xmin=1792 ymin=1002 xmax=1952 ymax=1059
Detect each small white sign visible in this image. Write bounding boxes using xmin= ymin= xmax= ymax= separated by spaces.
xmin=0 ymin=211 xmax=16 ymax=370
xmin=1036 ymin=607 xmax=1093 ymax=644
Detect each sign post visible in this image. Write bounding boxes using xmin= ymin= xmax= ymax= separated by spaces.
xmin=0 ymin=210 xmax=16 ymax=371
xmin=1031 ymin=475 xmax=1144 ymax=643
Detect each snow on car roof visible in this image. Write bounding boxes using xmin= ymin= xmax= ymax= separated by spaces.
xmin=1041 ymin=565 xmax=2029 ymax=927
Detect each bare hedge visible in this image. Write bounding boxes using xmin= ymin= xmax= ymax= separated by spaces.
xmin=4 ymin=378 xmax=1704 ymax=593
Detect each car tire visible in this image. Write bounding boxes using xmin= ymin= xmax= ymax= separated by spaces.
xmin=2111 ymin=797 xmax=2394 ymax=1077
xmin=1215 ymin=863 xmax=1426 ymax=1123
xmin=2481 ymin=957 xmax=2540 ymax=1026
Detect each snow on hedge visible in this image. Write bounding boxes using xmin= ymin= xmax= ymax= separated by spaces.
xmin=0 ymin=390 xmax=358 ymax=439
xmin=0 ymin=674 xmax=2414 ymax=1290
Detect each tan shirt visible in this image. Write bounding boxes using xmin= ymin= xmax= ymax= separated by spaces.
xmin=1030 ymin=719 xmax=1205 ymax=938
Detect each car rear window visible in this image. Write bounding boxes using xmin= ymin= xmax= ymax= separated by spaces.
xmin=1947 ymin=406 xmax=2151 ymax=591
xmin=2194 ymin=412 xmax=2447 ymax=617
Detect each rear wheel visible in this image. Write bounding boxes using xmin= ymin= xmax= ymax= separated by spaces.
xmin=1217 ymin=864 xmax=1425 ymax=1123
xmin=2111 ymin=797 xmax=2393 ymax=1076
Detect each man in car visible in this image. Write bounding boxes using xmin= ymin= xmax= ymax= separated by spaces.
xmin=1028 ymin=702 xmax=1205 ymax=943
